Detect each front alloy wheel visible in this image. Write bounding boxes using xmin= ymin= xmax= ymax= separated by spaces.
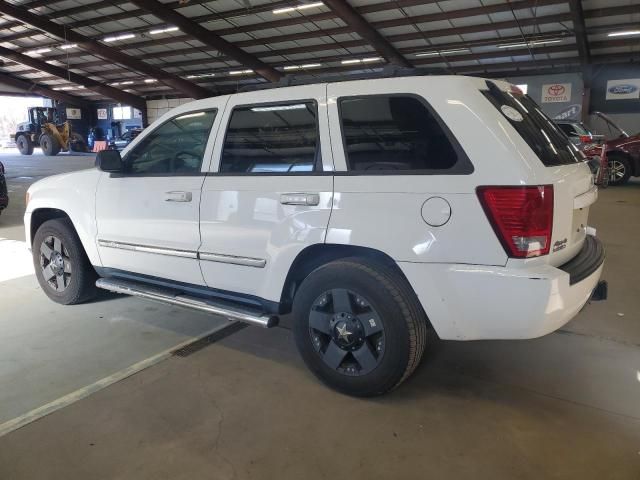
xmin=309 ymin=289 xmax=385 ymax=376
xmin=39 ymin=235 xmax=72 ymax=292
xmin=32 ymin=218 xmax=97 ymax=304
xmin=609 ymin=159 xmax=626 ymax=183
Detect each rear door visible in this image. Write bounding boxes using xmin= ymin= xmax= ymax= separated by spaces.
xmin=481 ymin=81 xmax=596 ymax=266
xmin=198 ymin=85 xmax=334 ymax=303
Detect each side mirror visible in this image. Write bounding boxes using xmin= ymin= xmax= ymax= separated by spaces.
xmin=95 ymin=149 xmax=123 ymax=172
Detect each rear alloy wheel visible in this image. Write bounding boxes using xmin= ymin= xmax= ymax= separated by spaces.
xmin=608 ymin=155 xmax=631 ymax=186
xmin=32 ymin=218 xmax=97 ymax=304
xmin=40 ymin=134 xmax=61 ymax=156
xmin=308 ymin=289 xmax=385 ymax=376
xmin=16 ymin=135 xmax=34 ymax=155
xmin=293 ymin=258 xmax=428 ymax=396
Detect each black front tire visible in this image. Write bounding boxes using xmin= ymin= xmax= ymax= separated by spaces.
xmin=32 ymin=218 xmax=97 ymax=305
xmin=16 ymin=135 xmax=34 ymax=155
xmin=608 ymin=154 xmax=631 ymax=186
xmin=40 ymin=134 xmax=61 ymax=156
xmin=293 ymin=258 xmax=428 ymax=397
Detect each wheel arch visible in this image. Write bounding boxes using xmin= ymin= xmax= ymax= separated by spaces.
xmin=280 ymin=244 xmax=428 ymax=320
xmin=30 ymin=208 xmax=71 ymax=246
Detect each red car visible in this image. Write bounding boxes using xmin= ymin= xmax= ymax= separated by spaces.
xmin=0 ymin=160 xmax=8 ymax=215
xmin=583 ymin=112 xmax=640 ymax=185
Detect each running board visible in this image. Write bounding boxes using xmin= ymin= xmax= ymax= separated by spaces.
xmin=96 ymin=278 xmax=278 ymax=328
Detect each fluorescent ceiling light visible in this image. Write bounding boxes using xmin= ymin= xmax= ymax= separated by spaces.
xmin=103 ymin=33 xmax=135 ymax=42
xmin=498 ymin=38 xmax=564 ymax=48
xmin=28 ymin=48 xmax=51 ymax=55
xmin=53 ymin=86 xmax=74 ymax=91
xmin=608 ymin=30 xmax=640 ymax=37
xmin=497 ymin=43 xmax=528 ymax=49
xmin=59 ymin=43 xmax=78 ymax=50
xmin=251 ymin=104 xmax=307 ymax=112
xmin=341 ymin=59 xmax=361 ymax=64
xmin=229 ymin=69 xmax=253 ymax=75
xmin=440 ymin=48 xmax=469 ymax=55
xmin=144 ymin=79 xmax=157 ymax=83
xmin=273 ymin=2 xmax=323 ymax=14
xmin=283 ymin=63 xmax=322 ymax=70
xmin=186 ymin=73 xmax=216 ymax=79
xmin=530 ymin=39 xmax=563 ymax=45
xmin=120 ymin=80 xmax=134 ymax=85
xmin=149 ymin=26 xmax=179 ymax=35
xmin=415 ymin=48 xmax=469 ymax=57
xmin=362 ymin=57 xmax=382 ymax=62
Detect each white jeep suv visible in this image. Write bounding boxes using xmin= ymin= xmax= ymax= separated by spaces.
xmin=25 ymin=76 xmax=606 ymax=396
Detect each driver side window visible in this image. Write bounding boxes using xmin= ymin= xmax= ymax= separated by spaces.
xmin=125 ymin=110 xmax=217 ymax=174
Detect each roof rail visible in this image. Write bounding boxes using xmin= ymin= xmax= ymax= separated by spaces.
xmin=238 ymin=65 xmax=448 ymax=92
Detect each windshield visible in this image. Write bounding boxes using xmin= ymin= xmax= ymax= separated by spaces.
xmin=482 ymin=81 xmax=582 ymax=166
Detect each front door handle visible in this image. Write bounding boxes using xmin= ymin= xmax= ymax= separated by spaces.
xmin=280 ymin=193 xmax=320 ymax=206
xmin=164 ymin=191 xmax=192 ymax=202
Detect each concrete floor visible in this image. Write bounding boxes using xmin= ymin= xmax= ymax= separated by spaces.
xmin=0 ymin=151 xmax=639 ymax=479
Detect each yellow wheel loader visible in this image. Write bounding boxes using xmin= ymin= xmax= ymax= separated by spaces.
xmin=14 ymin=107 xmax=87 ymax=156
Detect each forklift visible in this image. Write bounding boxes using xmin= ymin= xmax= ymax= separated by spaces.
xmin=14 ymin=107 xmax=87 ymax=156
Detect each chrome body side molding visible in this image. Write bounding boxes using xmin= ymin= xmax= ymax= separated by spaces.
xmin=98 ymin=239 xmax=266 ymax=267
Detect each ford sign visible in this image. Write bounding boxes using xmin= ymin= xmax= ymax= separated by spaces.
xmin=608 ymin=84 xmax=639 ymax=95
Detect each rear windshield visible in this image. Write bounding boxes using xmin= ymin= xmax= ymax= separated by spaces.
xmin=482 ymin=81 xmax=582 ymax=166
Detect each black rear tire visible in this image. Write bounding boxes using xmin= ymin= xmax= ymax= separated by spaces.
xmin=32 ymin=218 xmax=97 ymax=305
xmin=293 ymin=258 xmax=428 ymax=397
xmin=40 ymin=134 xmax=61 ymax=156
xmin=69 ymin=132 xmax=87 ymax=152
xmin=16 ymin=135 xmax=34 ymax=155
xmin=608 ymin=154 xmax=631 ymax=186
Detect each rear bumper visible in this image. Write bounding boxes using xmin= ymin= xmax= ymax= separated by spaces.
xmin=399 ymin=235 xmax=605 ymax=341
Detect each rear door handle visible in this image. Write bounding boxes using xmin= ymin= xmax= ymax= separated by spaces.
xmin=164 ymin=191 xmax=192 ymax=202
xmin=280 ymin=193 xmax=320 ymax=206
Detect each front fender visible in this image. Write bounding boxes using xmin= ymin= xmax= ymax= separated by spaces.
xmin=25 ymin=169 xmax=102 ymax=266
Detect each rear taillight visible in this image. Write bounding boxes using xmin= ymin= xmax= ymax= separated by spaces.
xmin=477 ymin=186 xmax=554 ymax=258
xmin=579 ymin=135 xmax=593 ymax=144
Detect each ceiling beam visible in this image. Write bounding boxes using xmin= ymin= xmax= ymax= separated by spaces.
xmin=321 ymin=0 xmax=410 ymax=67
xmin=0 ymin=1 xmax=211 ymax=99
xmin=128 ymin=0 xmax=282 ymax=82
xmin=7 ymin=0 xmax=565 ymax=63
xmin=0 ymin=45 xmax=146 ymax=110
xmin=0 ymin=71 xmax=89 ymax=105
xmin=568 ymin=0 xmax=591 ymax=66
xmin=0 ymin=0 xmax=424 ymax=45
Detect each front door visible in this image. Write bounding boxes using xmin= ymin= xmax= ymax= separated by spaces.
xmin=95 ymin=106 xmax=223 ymax=285
xmin=198 ymin=85 xmax=334 ymax=304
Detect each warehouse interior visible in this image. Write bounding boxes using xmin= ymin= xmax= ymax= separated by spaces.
xmin=0 ymin=1 xmax=639 ymax=478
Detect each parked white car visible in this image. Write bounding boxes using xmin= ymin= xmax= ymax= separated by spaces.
xmin=25 ymin=76 xmax=606 ymax=396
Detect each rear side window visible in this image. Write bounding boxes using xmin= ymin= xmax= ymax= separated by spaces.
xmin=220 ymin=101 xmax=320 ymax=174
xmin=338 ymin=95 xmax=469 ymax=173
xmin=482 ymin=82 xmax=582 ymax=166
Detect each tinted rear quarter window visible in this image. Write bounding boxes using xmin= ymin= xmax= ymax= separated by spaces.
xmin=220 ymin=101 xmax=320 ymax=174
xmin=482 ymin=82 xmax=582 ymax=166
xmin=338 ymin=95 xmax=472 ymax=174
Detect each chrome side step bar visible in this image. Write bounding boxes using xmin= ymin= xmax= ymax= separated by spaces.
xmin=96 ymin=278 xmax=278 ymax=328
